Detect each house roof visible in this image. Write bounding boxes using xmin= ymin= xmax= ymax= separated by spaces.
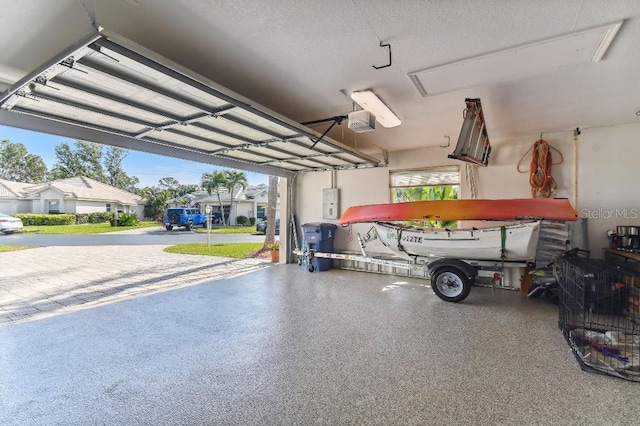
xmin=0 ymin=179 xmax=32 ymax=197
xmin=1 ymin=176 xmax=144 ymax=205
xmin=244 ymin=184 xmax=268 ymax=199
xmin=170 ymin=184 xmax=275 ymax=205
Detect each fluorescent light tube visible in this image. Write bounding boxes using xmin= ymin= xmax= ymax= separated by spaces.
xmin=592 ymin=20 xmax=623 ymax=63
xmin=350 ymin=90 xmax=401 ymax=128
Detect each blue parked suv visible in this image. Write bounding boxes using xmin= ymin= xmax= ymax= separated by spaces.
xmin=164 ymin=208 xmax=207 ymax=231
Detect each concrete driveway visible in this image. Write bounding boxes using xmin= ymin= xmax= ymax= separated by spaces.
xmin=0 ymin=230 xmax=273 ymax=324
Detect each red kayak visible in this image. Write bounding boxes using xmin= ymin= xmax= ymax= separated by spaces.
xmin=338 ymin=198 xmax=578 ymax=225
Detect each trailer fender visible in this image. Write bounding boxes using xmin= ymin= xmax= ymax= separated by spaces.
xmin=427 ymin=258 xmax=478 ymax=281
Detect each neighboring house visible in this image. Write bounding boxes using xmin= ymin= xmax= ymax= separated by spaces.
xmin=0 ymin=176 xmax=146 ymax=218
xmin=168 ymin=184 xmax=280 ymax=225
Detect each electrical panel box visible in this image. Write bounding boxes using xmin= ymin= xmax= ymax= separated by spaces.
xmin=322 ymin=188 xmax=339 ymax=219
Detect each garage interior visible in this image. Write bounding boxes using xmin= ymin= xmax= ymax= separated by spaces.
xmin=2 ymin=0 xmax=640 ymax=423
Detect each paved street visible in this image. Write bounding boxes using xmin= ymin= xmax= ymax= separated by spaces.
xmin=1 ymin=225 xmax=266 ymax=246
xmin=0 ymin=227 xmax=273 ymax=324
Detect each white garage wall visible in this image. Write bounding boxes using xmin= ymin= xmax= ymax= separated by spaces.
xmin=575 ymin=123 xmax=640 ymax=257
xmin=476 ymin=131 xmax=575 ymax=200
xmin=295 ymin=146 xmax=470 ymax=253
xmin=295 ymin=122 xmax=640 ymax=257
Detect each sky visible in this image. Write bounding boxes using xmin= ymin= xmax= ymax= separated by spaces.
xmin=0 ymin=125 xmax=269 ymax=188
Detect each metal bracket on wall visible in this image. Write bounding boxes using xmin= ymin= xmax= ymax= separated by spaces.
xmin=302 ymin=115 xmax=348 ymax=149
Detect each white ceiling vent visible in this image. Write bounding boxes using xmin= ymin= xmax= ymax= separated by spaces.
xmin=408 ymin=20 xmax=623 ymax=97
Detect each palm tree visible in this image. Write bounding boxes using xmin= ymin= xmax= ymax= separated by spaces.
xmin=224 ymin=170 xmax=248 ymax=226
xmin=201 ymin=171 xmax=228 ymax=226
xmin=141 ymin=186 xmax=171 ymax=220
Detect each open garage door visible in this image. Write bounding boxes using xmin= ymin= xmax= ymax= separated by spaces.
xmin=0 ymin=28 xmax=380 ymax=178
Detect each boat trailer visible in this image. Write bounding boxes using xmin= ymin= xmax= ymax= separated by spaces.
xmin=294 ymin=225 xmax=529 ymax=303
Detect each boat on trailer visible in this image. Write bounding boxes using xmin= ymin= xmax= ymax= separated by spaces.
xmin=299 ymin=199 xmax=577 ymax=303
xmin=297 ymin=220 xmax=544 ymax=303
xmin=372 ymin=221 xmax=541 ymax=262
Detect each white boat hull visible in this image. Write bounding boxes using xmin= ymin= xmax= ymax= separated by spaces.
xmin=373 ymin=221 xmax=541 ymax=262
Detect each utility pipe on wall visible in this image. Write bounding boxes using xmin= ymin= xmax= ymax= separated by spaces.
xmin=573 ymin=128 xmax=579 ymax=209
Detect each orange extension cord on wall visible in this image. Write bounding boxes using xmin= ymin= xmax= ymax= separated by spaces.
xmin=517 ymin=139 xmax=564 ymax=198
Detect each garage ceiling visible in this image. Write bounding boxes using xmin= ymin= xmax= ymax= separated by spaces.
xmin=1 ymin=0 xmax=639 ymax=172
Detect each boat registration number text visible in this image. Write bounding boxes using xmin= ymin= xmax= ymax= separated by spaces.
xmin=401 ymin=235 xmax=422 ymax=243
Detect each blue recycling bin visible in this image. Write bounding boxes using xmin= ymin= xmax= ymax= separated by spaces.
xmin=302 ymin=223 xmax=337 ymax=271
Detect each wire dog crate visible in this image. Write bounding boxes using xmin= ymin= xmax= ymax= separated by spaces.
xmin=557 ymin=250 xmax=640 ymax=381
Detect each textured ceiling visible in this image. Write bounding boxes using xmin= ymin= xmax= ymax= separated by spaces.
xmin=1 ymin=0 xmax=639 ymax=159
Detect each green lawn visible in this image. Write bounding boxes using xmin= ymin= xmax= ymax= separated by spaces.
xmin=0 ymin=245 xmax=37 ymax=253
xmin=194 ymin=226 xmax=257 ymax=234
xmin=23 ymin=221 xmax=160 ymax=235
xmin=164 ymin=243 xmax=263 ymax=258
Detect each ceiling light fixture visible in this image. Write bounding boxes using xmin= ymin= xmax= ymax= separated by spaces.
xmin=592 ymin=21 xmax=623 ymax=63
xmin=350 ymin=90 xmax=401 ymax=128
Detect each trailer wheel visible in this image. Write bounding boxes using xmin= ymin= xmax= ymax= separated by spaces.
xmin=308 ymin=264 xmax=315 ymax=272
xmin=431 ymin=267 xmax=471 ymax=303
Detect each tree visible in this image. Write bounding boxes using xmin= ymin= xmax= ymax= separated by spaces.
xmin=224 ymin=170 xmax=248 ymax=226
xmin=176 ymin=184 xmax=199 ymax=197
xmin=263 ymin=175 xmax=279 ymax=249
xmin=124 ymin=176 xmax=141 ymax=194
xmin=201 ymin=171 xmax=229 ymax=226
xmin=50 ymin=141 xmax=106 ymax=182
xmin=141 ymin=186 xmax=171 ymax=220
xmin=49 ymin=140 xmax=140 ymax=192
xmin=158 ymin=177 xmax=180 ymax=197
xmin=104 ymin=146 xmax=140 ymax=192
xmin=0 ymin=140 xmax=47 ymax=183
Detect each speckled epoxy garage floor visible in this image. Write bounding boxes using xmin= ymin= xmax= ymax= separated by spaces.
xmin=2 ymin=264 xmax=640 ymax=425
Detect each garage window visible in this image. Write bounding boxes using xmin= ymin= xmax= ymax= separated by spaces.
xmin=389 ymin=166 xmax=460 ymax=227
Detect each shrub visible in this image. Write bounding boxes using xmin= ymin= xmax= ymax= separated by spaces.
xmin=249 ymin=217 xmax=256 ymax=226
xmin=109 ymin=213 xmax=139 ymax=227
xmin=75 ymin=214 xmax=89 ymax=225
xmin=13 ymin=213 xmax=76 ymax=226
xmin=88 ymin=212 xmax=114 ymax=223
xmin=236 ymin=215 xmax=248 ymax=226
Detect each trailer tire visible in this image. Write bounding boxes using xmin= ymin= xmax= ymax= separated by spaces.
xmin=308 ymin=264 xmax=314 ymax=272
xmin=431 ymin=267 xmax=471 ymax=303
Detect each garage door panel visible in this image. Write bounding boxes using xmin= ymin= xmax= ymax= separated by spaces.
xmin=0 ymin=28 xmax=380 ymax=176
